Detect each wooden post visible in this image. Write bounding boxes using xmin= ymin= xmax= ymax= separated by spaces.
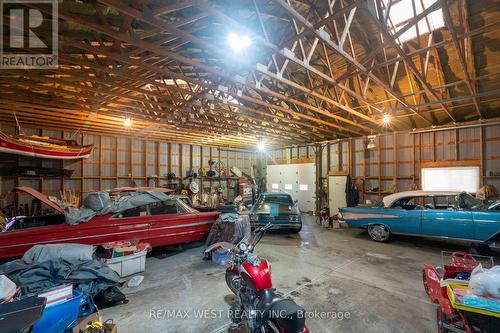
xmin=326 ymin=142 xmax=331 ymax=174
xmin=167 ymin=142 xmax=172 ymax=175
xmin=115 ymin=136 xmax=118 ymax=189
xmin=156 ymin=141 xmax=160 ymax=186
xmin=479 ymin=126 xmax=484 ymax=186
xmin=99 ymin=135 xmax=102 ymax=191
xmin=338 ymin=141 xmax=343 ymax=172
xmin=315 ymin=143 xmax=322 ymax=215
xmin=179 ymin=144 xmax=183 ymax=179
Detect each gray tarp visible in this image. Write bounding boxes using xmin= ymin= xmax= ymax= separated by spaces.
xmin=64 ymin=190 xmax=171 ymax=225
xmin=0 ymin=244 xmax=120 ymax=297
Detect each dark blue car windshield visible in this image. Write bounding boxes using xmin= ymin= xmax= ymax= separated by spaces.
xmin=254 ymin=194 xmax=294 ymax=214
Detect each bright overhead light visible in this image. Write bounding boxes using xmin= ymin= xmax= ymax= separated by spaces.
xmin=124 ymin=118 xmax=132 ymax=127
xmin=228 ymin=33 xmax=251 ymax=53
xmin=382 ymin=113 xmax=391 ymax=125
xmin=257 ymin=141 xmax=265 ymax=151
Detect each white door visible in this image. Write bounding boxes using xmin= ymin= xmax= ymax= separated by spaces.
xmin=266 ymin=163 xmax=315 ymax=212
xmin=328 ymin=175 xmax=347 ymax=215
xmin=266 ymin=165 xmax=283 ymax=192
xmin=296 ymin=163 xmax=316 ymax=212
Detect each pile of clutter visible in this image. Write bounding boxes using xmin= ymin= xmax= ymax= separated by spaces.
xmin=460 ymin=264 xmax=500 ymax=312
xmin=98 ymin=240 xmax=151 ymax=279
xmin=204 ymin=205 xmax=251 ymax=266
xmin=0 ymin=242 xmax=150 ymax=333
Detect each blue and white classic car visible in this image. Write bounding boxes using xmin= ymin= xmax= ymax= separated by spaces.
xmin=339 ymin=191 xmax=500 ymax=247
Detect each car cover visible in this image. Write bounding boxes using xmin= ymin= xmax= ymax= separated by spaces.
xmin=64 ymin=190 xmax=171 ymax=225
xmin=0 ymin=244 xmax=120 ymax=297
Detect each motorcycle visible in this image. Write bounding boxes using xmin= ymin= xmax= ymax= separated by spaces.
xmin=224 ymin=223 xmax=310 ymax=333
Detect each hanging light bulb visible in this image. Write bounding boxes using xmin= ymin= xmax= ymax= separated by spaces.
xmin=366 ymin=135 xmax=377 ymax=150
xmin=382 ymin=113 xmax=391 ymax=125
xmin=124 ymin=118 xmax=132 ymax=127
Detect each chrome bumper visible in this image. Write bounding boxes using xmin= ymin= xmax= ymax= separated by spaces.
xmin=252 ymin=223 xmax=301 ymax=229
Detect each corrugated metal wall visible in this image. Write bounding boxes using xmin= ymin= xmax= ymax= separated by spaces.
xmin=1 ymin=124 xmax=257 ymax=205
xmin=268 ymin=124 xmax=500 ymax=203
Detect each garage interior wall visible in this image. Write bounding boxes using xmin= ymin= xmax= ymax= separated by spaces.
xmin=267 ymin=124 xmax=500 ymax=209
xmin=0 ymin=124 xmax=257 ymax=205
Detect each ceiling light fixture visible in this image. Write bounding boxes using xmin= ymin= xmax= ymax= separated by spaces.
xmin=366 ymin=135 xmax=377 ymax=150
xmin=124 ymin=118 xmax=132 ymax=127
xmin=382 ymin=113 xmax=391 ymax=125
xmin=228 ymin=33 xmax=251 ymax=53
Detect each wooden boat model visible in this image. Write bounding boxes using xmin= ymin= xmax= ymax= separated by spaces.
xmin=0 ymin=131 xmax=93 ymax=160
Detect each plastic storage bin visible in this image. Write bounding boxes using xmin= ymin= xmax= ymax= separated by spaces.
xmin=105 ymin=250 xmax=147 ymax=277
xmin=212 ymin=250 xmax=229 ymax=265
xmin=32 ymin=289 xmax=93 ymax=333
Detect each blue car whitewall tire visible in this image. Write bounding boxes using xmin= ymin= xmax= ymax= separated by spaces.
xmin=367 ymin=224 xmax=392 ymax=242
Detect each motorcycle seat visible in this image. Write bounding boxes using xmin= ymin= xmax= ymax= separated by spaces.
xmin=258 ymin=289 xmax=306 ymax=332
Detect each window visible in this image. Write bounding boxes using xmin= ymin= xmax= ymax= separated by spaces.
xmin=422 ymin=166 xmax=480 ymax=193
xmin=175 ymin=199 xmax=198 ymax=213
xmin=149 ymin=201 xmax=179 ymax=215
xmin=284 ymin=184 xmax=293 ymax=190
xmin=178 ymin=197 xmax=192 ymax=207
xmin=434 ymin=196 xmax=459 ymax=210
xmin=391 ymin=196 xmax=423 ymax=210
xmin=115 ymin=205 xmax=148 ymax=218
xmin=459 ymin=193 xmax=486 ymax=210
xmin=299 ymin=184 xmax=308 ymax=191
xmin=383 ymin=0 xmax=444 ymax=44
xmin=254 ymin=194 xmax=294 ymax=215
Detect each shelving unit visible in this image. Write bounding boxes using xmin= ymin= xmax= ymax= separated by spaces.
xmin=1 ymin=125 xmax=257 ymax=207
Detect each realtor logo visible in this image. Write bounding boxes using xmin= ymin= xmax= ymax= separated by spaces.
xmin=0 ymin=0 xmax=58 ymax=69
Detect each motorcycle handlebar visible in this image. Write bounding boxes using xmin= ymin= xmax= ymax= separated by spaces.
xmin=255 ymin=222 xmax=273 ymax=234
xmin=251 ymin=222 xmax=272 ymax=247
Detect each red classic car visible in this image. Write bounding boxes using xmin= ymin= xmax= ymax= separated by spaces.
xmin=0 ymin=187 xmax=219 ymax=260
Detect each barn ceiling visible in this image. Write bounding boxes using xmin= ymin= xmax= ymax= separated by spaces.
xmin=0 ymin=0 xmax=499 ymax=148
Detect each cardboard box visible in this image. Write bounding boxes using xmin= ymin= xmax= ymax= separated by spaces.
xmin=38 ymin=284 xmax=73 ymax=306
xmin=72 ymin=312 xmax=100 ymax=333
xmin=104 ymin=323 xmax=117 ymax=333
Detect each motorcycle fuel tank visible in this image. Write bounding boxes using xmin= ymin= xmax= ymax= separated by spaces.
xmin=241 ymin=259 xmax=272 ymax=292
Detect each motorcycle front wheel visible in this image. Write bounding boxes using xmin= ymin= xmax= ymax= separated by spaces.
xmin=261 ymin=320 xmax=282 ymax=333
xmin=225 ymin=270 xmax=241 ymax=295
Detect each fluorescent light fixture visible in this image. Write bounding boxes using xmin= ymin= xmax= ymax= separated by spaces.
xmin=124 ymin=118 xmax=132 ymax=127
xmin=299 ymin=184 xmax=308 ymax=191
xmin=271 ymin=183 xmax=279 ymax=189
xmin=228 ymin=33 xmax=251 ymax=53
xmin=284 ymin=184 xmax=293 ymax=190
xmin=257 ymin=141 xmax=265 ymax=151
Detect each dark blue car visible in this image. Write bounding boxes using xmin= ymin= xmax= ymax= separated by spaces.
xmin=249 ymin=192 xmax=302 ymax=232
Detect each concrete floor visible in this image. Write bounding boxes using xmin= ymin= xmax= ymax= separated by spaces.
xmin=100 ymin=215 xmax=492 ymax=333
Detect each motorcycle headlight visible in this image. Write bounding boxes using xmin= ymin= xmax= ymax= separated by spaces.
xmin=289 ymin=215 xmax=298 ymax=222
